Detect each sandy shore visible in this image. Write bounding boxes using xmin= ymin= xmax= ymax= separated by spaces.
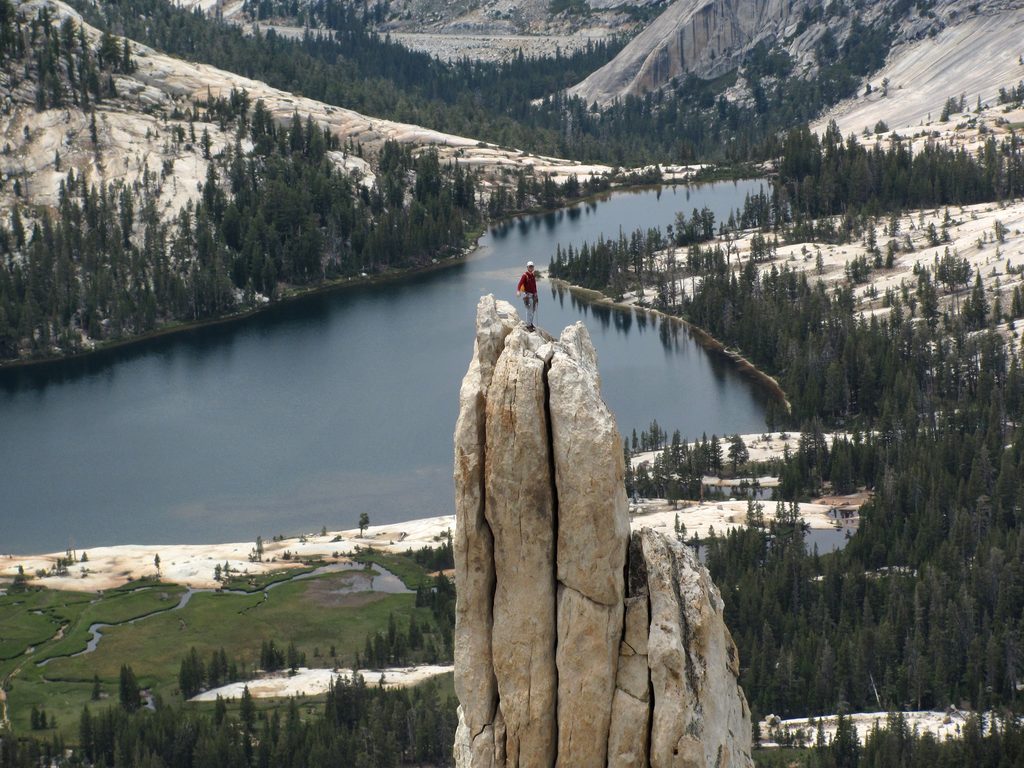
xmin=0 ymin=516 xmax=456 ymax=592
xmin=1 ymin=430 xmax=868 ymax=591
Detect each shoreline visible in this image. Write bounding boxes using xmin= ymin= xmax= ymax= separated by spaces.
xmin=0 ymin=175 xmax=728 ymax=372
xmin=0 ymin=515 xmax=459 ymax=591
xmin=549 ymin=277 xmax=792 ymax=412
xmin=0 ymin=248 xmax=478 ymax=373
xmin=0 ymin=476 xmax=864 ymax=589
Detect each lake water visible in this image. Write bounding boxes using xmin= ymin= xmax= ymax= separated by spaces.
xmin=0 ymin=181 xmax=771 ymax=554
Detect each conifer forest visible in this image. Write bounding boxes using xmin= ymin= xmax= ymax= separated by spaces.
xmin=4 ymin=0 xmax=1024 ymax=763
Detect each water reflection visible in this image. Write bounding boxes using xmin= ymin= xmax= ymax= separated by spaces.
xmin=590 ymin=303 xmax=612 ymax=328
xmin=658 ymin=319 xmax=675 ymax=351
xmin=552 ymin=283 xmax=697 ymax=355
xmin=616 ymin=310 xmax=632 ymax=335
xmin=549 ymin=276 xmax=774 ymax=400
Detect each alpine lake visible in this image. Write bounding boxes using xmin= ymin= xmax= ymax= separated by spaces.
xmin=0 ymin=179 xmax=833 ymax=555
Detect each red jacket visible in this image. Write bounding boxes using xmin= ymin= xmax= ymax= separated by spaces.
xmin=517 ymin=270 xmax=537 ymax=295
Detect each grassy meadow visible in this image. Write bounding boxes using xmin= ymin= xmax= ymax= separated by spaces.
xmin=0 ymin=557 xmax=443 ymax=741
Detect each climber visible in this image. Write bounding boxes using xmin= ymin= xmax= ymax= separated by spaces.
xmin=517 ymin=260 xmax=538 ymax=331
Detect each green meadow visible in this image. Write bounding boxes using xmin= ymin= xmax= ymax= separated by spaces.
xmin=1 ymin=558 xmax=442 ymax=740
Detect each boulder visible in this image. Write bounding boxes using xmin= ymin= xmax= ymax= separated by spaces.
xmin=642 ymin=528 xmax=752 ymax=768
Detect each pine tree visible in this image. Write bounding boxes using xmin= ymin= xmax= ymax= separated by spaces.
xmin=239 ymin=685 xmax=255 ymax=732
xmin=118 ymin=664 xmax=141 ymax=712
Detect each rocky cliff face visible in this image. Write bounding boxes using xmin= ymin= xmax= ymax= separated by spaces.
xmin=452 ymin=295 xmax=753 ymax=768
xmin=568 ymin=0 xmax=1023 ymax=106
xmin=570 ymin=0 xmax=795 ymax=105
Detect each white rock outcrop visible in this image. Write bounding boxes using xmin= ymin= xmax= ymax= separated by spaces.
xmin=453 ymin=296 xmax=753 ymax=768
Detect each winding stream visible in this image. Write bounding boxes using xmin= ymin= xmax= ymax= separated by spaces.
xmin=37 ymin=562 xmax=409 ymax=665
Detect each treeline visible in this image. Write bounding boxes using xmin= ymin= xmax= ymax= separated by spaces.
xmin=855 ymin=713 xmax=1024 ymax=768
xmin=258 ymin=638 xmax=306 ymax=674
xmin=359 ymin=611 xmax=447 ymax=668
xmin=0 ymin=2 xmax=133 ymax=111
xmin=997 ymin=81 xmax=1024 ymax=106
xmin=0 ymin=674 xmax=456 ymax=767
xmin=352 ymin=571 xmax=456 ymax=670
xmin=772 ymin=123 xmax=1024 ymax=222
xmin=408 ymin=532 xmax=454 ymax=573
xmin=548 ymin=205 xmax=720 ymax=295
xmin=414 ymin=573 xmax=455 ymax=658
xmin=179 ymin=646 xmax=244 ymax=699
xmin=757 ymin=711 xmax=1024 ymax=768
xmin=626 ymin=430 xmax=752 ymax=501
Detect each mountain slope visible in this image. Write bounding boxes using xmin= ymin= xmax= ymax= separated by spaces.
xmin=0 ymin=0 xmax=616 ymax=362
xmin=569 ymin=0 xmax=1024 ymax=107
xmin=812 ymin=8 xmax=1024 ymax=136
xmin=173 ymin=0 xmax=645 ymax=62
xmin=570 ymin=0 xmax=801 ymax=105
xmin=2 ymin=0 xmax=610 ymax=220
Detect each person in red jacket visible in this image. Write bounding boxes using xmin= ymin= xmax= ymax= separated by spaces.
xmin=517 ymin=260 xmax=538 ymax=330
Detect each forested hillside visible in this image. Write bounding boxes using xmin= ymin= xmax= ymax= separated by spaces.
xmin=0 ymin=0 xmax=637 ymax=364
xmin=552 ymin=125 xmax=1024 ymax=737
xmin=69 ymin=0 xmax=897 ymax=164
xmin=0 ymin=0 xmax=952 ymax=362
xmin=0 ymin=0 xmax=484 ymax=360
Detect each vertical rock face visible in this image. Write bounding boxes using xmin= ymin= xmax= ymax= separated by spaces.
xmin=454 ymin=296 xmax=753 ymax=768
xmin=453 ymin=296 xmax=517 ymax=765
xmin=607 ymin=535 xmax=652 ymax=768
xmin=642 ymin=527 xmax=752 ymax=768
xmin=485 ymin=327 xmax=558 ymax=767
xmin=569 ymin=0 xmax=795 ymax=105
xmin=549 ymin=322 xmax=630 ymax=767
